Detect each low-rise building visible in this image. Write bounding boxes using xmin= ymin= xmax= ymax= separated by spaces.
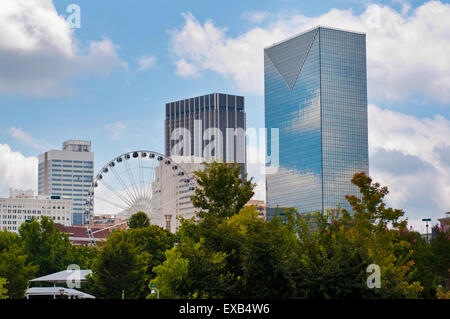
xmin=56 ymin=224 xmax=112 ymax=246
xmin=245 ymin=199 xmax=266 ymax=221
xmin=90 ymin=214 xmax=127 ymax=230
xmin=438 ymin=212 xmax=450 ymax=232
xmin=0 ymin=188 xmax=72 ymax=233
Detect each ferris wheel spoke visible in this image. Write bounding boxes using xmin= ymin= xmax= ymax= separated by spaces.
xmin=144 ymin=167 xmax=155 ymax=200
xmin=110 ymin=165 xmax=139 ymax=204
xmin=139 ymin=163 xmax=150 ymax=201
xmin=138 ymin=157 xmax=146 ymax=200
xmin=100 ymin=179 xmax=134 ymax=207
xmin=92 ymin=151 xmax=194 ymax=229
xmin=94 ymin=195 xmax=127 ymax=210
xmin=144 ymin=158 xmax=158 ymax=201
xmin=123 ymin=156 xmax=143 ymax=201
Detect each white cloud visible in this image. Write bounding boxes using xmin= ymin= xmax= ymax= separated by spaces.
xmin=8 ymin=127 xmax=45 ymax=149
xmin=392 ymin=0 xmax=412 ymax=16
xmin=105 ymin=121 xmax=126 ymax=140
xmin=171 ymin=1 xmax=450 ymax=102
xmin=368 ymin=104 xmax=450 ymax=224
xmin=242 ymin=11 xmax=270 ymax=23
xmin=252 ymin=177 xmax=265 ymax=201
xmin=175 ymin=58 xmax=199 ymax=77
xmin=0 ymin=144 xmax=37 ymax=196
xmin=77 ymin=37 xmax=126 ymax=75
xmin=136 ymin=55 xmax=156 ymax=73
xmin=0 ymin=0 xmax=125 ymax=97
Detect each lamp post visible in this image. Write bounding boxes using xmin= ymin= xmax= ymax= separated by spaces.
xmin=150 ymin=284 xmax=159 ymax=299
xmin=422 ymin=218 xmax=431 ymax=244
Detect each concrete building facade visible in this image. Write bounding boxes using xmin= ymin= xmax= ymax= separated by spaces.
xmin=0 ymin=188 xmax=72 ymax=233
xmin=38 ymin=140 xmax=94 ymax=225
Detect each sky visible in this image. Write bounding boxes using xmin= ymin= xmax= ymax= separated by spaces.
xmin=0 ymin=0 xmax=449 ymax=233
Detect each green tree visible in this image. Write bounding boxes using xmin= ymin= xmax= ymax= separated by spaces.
xmin=430 ymin=226 xmax=450 ymax=290
xmin=287 ymin=208 xmax=375 ymax=298
xmin=0 ymin=278 xmax=7 ymax=299
xmin=152 ymin=162 xmax=302 ymax=299
xmin=178 ymin=162 xmax=256 ymax=297
xmin=238 ymin=208 xmax=299 ymax=298
xmin=0 ymin=230 xmax=37 ymax=299
xmin=0 ymin=229 xmax=20 ymax=252
xmin=0 ymin=247 xmax=37 ymax=299
xmin=436 ymin=286 xmax=450 ymax=299
xmin=148 ymin=248 xmax=188 ymax=299
xmin=148 ymin=162 xmax=256 ymax=298
xmin=150 ymin=170 xmax=431 ymax=299
xmin=19 ymin=216 xmax=74 ymax=276
xmin=71 ymin=244 xmax=98 ymax=270
xmin=394 ymin=228 xmax=438 ymax=298
xmin=128 ymin=211 xmax=150 ymax=229
xmin=154 ymin=206 xmax=299 ymax=299
xmin=88 ymin=235 xmax=146 ymax=299
xmin=343 ymin=172 xmax=407 ymax=232
xmin=342 ymin=172 xmax=423 ymax=298
xmin=107 ymin=225 xmax=175 ymax=298
xmin=191 ymin=161 xmax=255 ymax=219
xmin=278 ymin=172 xmax=424 ymax=299
xmin=175 ymin=237 xmax=230 ymax=299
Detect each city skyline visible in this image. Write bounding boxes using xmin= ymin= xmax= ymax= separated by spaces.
xmin=0 ymin=0 xmax=449 ymax=233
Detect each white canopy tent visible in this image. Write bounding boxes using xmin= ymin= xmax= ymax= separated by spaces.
xmin=26 ymin=287 xmax=95 ymax=299
xmin=28 ymin=269 xmax=94 ymax=299
xmin=29 ymin=269 xmax=93 ymax=285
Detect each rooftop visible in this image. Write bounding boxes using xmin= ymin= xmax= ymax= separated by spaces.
xmin=62 ymin=140 xmax=92 ymax=152
xmin=264 ymin=25 xmax=365 ymax=50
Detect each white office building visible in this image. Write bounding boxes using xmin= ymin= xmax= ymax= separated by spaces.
xmin=150 ymin=157 xmax=203 ymax=233
xmin=0 ymin=189 xmax=72 ymax=233
xmin=38 ymin=140 xmax=94 ymax=225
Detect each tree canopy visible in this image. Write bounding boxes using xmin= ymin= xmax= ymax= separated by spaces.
xmin=190 ymin=161 xmax=255 ymax=219
xmin=149 ymin=169 xmax=448 ymax=299
xmin=87 ymin=234 xmax=146 ymax=299
xmin=19 ymin=216 xmax=75 ymax=277
xmin=0 ymin=278 xmax=7 ymax=299
xmin=128 ymin=211 xmax=151 ymax=229
xmin=0 ymin=167 xmax=447 ymax=299
xmin=88 ymin=224 xmax=174 ymax=298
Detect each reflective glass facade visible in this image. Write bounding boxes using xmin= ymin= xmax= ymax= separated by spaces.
xmin=165 ymin=93 xmax=246 ymax=176
xmin=265 ymin=27 xmax=368 ymax=217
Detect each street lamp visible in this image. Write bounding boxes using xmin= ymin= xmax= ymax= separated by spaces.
xmin=150 ymin=283 xmax=159 ymax=299
xmin=422 ymin=218 xmax=432 ymax=244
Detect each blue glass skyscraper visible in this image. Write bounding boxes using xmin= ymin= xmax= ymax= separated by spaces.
xmin=265 ymin=26 xmax=368 ymax=217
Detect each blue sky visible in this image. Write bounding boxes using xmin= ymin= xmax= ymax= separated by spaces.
xmin=0 ymin=0 xmax=449 ymax=232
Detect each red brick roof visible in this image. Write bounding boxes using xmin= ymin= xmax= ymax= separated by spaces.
xmin=55 ymin=224 xmax=114 ymax=245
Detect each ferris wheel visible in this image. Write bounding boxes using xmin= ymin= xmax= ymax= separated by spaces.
xmin=85 ymin=151 xmax=195 ymax=229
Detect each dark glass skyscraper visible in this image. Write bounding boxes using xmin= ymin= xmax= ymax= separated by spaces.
xmin=264 ymin=26 xmax=368 ymax=217
xmin=165 ymin=93 xmax=246 ymax=172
